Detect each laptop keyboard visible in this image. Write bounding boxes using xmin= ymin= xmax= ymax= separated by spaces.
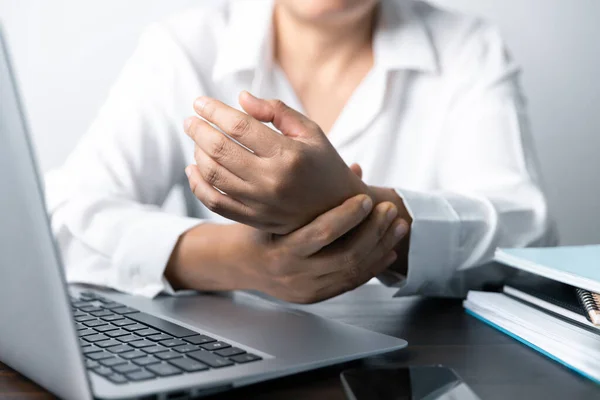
xmin=71 ymin=291 xmax=262 ymax=385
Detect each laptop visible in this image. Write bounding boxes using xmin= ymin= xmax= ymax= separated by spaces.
xmin=0 ymin=28 xmax=407 ymax=400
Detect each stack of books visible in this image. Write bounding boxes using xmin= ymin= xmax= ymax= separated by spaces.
xmin=464 ymin=245 xmax=600 ymax=384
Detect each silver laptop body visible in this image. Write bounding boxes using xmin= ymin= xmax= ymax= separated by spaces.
xmin=0 ymin=28 xmax=407 ymax=400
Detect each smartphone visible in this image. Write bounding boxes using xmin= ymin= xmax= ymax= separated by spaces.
xmin=340 ymin=365 xmax=480 ymax=400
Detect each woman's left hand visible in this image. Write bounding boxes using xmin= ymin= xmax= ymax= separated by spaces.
xmin=184 ymin=91 xmax=370 ymax=235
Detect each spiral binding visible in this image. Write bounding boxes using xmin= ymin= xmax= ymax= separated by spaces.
xmin=576 ymin=288 xmax=600 ymax=313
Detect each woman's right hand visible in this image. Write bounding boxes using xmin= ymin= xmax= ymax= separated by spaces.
xmin=166 ymin=194 xmax=409 ymax=304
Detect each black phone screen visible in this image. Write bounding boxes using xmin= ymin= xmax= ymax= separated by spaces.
xmin=340 ymin=366 xmax=479 ymax=400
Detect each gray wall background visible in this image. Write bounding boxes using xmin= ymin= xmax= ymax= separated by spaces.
xmin=1 ymin=0 xmax=599 ymax=245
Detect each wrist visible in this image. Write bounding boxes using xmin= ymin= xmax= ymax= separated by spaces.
xmin=165 ymin=224 xmax=251 ymax=292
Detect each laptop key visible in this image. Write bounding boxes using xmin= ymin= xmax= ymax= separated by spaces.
xmin=120 ymin=350 xmax=146 ymax=360
xmin=230 ymin=353 xmax=262 ymax=364
xmin=155 ymin=351 xmax=183 ymax=361
xmin=87 ymin=351 xmax=114 ymax=361
xmin=96 ymin=339 xmax=122 ymax=348
xmin=72 ymin=301 xmax=92 ymax=307
xmin=99 ymin=357 xmax=127 ymax=368
xmin=184 ymin=335 xmax=216 ymax=345
xmin=146 ymin=363 xmax=182 ymax=377
xmin=188 ymin=350 xmax=234 ymax=368
xmin=159 ymin=339 xmax=186 ymax=348
xmin=93 ymin=366 xmax=113 ymax=376
xmin=112 ymin=318 xmax=135 ymax=327
xmin=215 ymin=347 xmax=245 ymax=357
xmin=169 ymin=357 xmax=209 ymax=372
xmin=94 ymin=324 xmax=119 ymax=333
xmin=79 ymin=305 xmax=103 ymax=313
xmin=75 ymin=323 xmax=88 ymax=331
xmin=73 ymin=310 xmax=87 ymax=317
xmin=83 ymin=320 xmax=108 ymax=328
xmin=127 ymin=312 xmax=198 ymax=338
xmin=84 ymin=334 xmax=110 ymax=343
xmin=111 ymin=306 xmax=138 ymax=315
xmin=106 ymin=344 xmax=133 ymax=354
xmin=117 ymin=334 xmax=142 ymax=343
xmin=200 ymin=341 xmax=231 ymax=351
xmin=85 ymin=359 xmax=99 ymax=369
xmin=123 ymin=323 xmax=147 ymax=332
xmin=129 ymin=340 xmax=155 ymax=348
xmin=136 ymin=328 xmax=160 ymax=337
xmin=133 ymin=356 xmax=160 ymax=366
xmin=74 ymin=315 xmax=95 ymax=323
xmin=105 ymin=329 xmax=129 ymax=338
xmin=102 ymin=302 xmax=125 ymax=310
xmin=113 ymin=363 xmax=141 ymax=374
xmin=82 ymin=346 xmax=102 ymax=355
xmin=91 ymin=310 xmax=113 ymax=318
xmin=126 ymin=370 xmax=155 ymax=382
xmin=173 ymin=344 xmax=199 ymax=353
xmin=78 ymin=329 xmax=96 ymax=337
xmin=105 ymin=373 xmax=127 ymax=384
xmin=142 ymin=345 xmax=167 ymax=355
xmin=147 ymin=333 xmax=173 ymax=342
xmin=79 ymin=338 xmax=91 ymax=347
xmin=102 ymin=314 xmax=125 ymax=322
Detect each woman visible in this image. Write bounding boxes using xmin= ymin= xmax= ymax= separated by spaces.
xmin=46 ymin=0 xmax=555 ymax=302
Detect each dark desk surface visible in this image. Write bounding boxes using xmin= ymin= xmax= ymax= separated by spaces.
xmin=1 ymin=285 xmax=598 ymax=399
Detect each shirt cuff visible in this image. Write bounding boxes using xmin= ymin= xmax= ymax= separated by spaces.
xmin=111 ymin=212 xmax=203 ymax=298
xmin=381 ymin=189 xmax=461 ymax=297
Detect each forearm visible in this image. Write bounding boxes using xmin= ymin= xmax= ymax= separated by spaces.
xmin=165 ymin=223 xmax=255 ymax=292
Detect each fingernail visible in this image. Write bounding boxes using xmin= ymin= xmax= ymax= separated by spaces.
xmin=183 ymin=117 xmax=194 ymax=132
xmin=194 ymin=96 xmax=207 ymax=112
xmin=242 ymin=90 xmax=257 ymax=100
xmin=386 ymin=206 xmax=398 ymax=222
xmin=394 ymin=221 xmax=408 ymax=238
xmin=185 ymin=166 xmax=192 ymax=178
xmin=362 ymin=197 xmax=373 ymax=213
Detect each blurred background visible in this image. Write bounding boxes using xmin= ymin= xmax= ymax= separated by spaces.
xmin=0 ymin=0 xmax=599 ymax=245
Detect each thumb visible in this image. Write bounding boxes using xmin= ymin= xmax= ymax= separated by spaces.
xmin=349 ymin=163 xmax=363 ymax=179
xmin=239 ymin=91 xmax=323 ymax=140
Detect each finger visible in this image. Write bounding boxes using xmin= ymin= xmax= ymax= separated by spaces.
xmin=313 ymin=250 xmax=398 ymax=302
xmin=239 ymin=91 xmax=322 ymax=141
xmin=184 ymin=116 xmax=260 ymax=180
xmin=329 ymin=202 xmax=398 ymax=273
xmin=185 ymin=164 xmax=260 ymax=226
xmin=282 ymin=194 xmax=374 ymax=258
xmin=193 ymin=146 xmax=256 ymax=200
xmin=359 ymin=218 xmax=409 ymax=275
xmin=349 ymin=163 xmax=363 ymax=179
xmin=193 ymin=96 xmax=284 ymax=157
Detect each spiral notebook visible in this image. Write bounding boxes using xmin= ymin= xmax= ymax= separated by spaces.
xmin=464 ymin=245 xmax=600 ymax=384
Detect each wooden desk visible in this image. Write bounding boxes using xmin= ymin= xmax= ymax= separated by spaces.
xmin=1 ymin=285 xmax=598 ymax=399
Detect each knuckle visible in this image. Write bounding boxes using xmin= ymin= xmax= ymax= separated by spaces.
xmin=286 ymin=151 xmax=303 ymax=171
xmin=203 ymin=192 xmax=222 ymax=212
xmin=271 ymin=99 xmax=287 ymax=113
xmin=267 ymin=176 xmax=289 ymax=199
xmin=208 ymin=136 xmax=228 ymax=159
xmin=230 ymin=116 xmax=251 ymax=137
xmin=314 ymin=227 xmax=333 ymax=246
xmin=203 ymin=162 xmax=220 ymax=185
xmin=346 ymin=265 xmax=362 ymax=287
xmin=342 ymin=250 xmax=361 ymax=267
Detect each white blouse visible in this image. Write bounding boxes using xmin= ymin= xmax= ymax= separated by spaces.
xmin=45 ymin=0 xmax=556 ymax=298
